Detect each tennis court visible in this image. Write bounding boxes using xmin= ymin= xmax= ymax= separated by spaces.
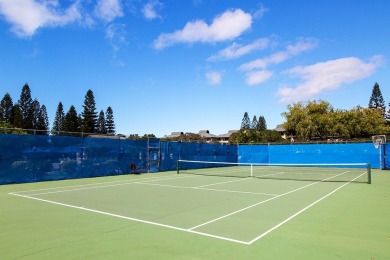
xmin=2 ymin=164 xmax=389 ymax=259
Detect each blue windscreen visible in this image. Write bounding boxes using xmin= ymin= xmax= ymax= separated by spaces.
xmin=238 ymin=143 xmax=379 ymax=167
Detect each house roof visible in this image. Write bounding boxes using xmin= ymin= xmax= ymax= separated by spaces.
xmin=273 ymin=124 xmax=286 ymax=132
xmin=218 ymin=130 xmax=239 ymax=138
xmin=198 ymin=130 xmax=218 ymax=138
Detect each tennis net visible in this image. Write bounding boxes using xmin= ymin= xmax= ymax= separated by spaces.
xmin=177 ymin=160 xmax=371 ymax=184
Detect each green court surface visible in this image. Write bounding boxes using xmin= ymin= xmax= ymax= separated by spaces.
xmin=1 ymin=170 xmax=389 ymax=259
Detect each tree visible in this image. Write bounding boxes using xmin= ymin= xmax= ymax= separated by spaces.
xmin=251 ymin=116 xmax=258 ymax=130
xmin=62 ymin=105 xmax=81 ymax=135
xmin=52 ymin=102 xmax=65 ymax=135
xmin=241 ymin=112 xmax=251 ymax=129
xmin=368 ymin=82 xmax=386 ymax=116
xmin=31 ymin=99 xmax=41 ymax=129
xmin=11 ymin=104 xmax=22 ymax=128
xmin=36 ymin=104 xmax=49 ymax=135
xmin=18 ymin=83 xmax=34 ymax=129
xmin=97 ymin=110 xmax=107 ymax=134
xmin=282 ymin=99 xmax=389 ymax=140
xmin=229 ymin=129 xmax=284 ymax=144
xmin=387 ymin=103 xmax=390 ymax=122
xmin=0 ymin=93 xmax=13 ymax=123
xmin=81 ymin=89 xmax=98 ymax=133
xmin=258 ymin=116 xmax=267 ymax=131
xmin=105 ymin=106 xmax=115 ymax=134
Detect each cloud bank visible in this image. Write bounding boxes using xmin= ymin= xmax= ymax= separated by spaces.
xmin=153 ymin=9 xmax=252 ymax=49
xmin=0 ymin=0 xmax=82 ymax=37
xmin=277 ymin=55 xmax=384 ymax=103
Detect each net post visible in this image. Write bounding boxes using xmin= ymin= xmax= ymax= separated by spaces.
xmin=176 ymin=160 xmax=179 ymax=174
xmin=367 ymin=163 xmax=371 ymax=184
xmin=250 ymin=164 xmax=253 ymax=178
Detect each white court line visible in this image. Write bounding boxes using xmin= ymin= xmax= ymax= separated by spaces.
xmin=188 ymin=171 xmax=350 ymax=231
xmin=133 ymin=182 xmax=277 ymax=196
xmin=9 ymin=192 xmax=249 ymax=245
xmin=11 ymin=174 xmax=191 ymax=194
xmin=247 ymin=171 xmax=367 ymax=245
xmin=10 ymin=175 xmax=196 ymax=196
xmin=8 ymin=170 xmax=366 ymax=245
xmin=195 ymin=177 xmax=250 ymax=188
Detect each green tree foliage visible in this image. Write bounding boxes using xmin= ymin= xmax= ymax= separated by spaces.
xmin=30 ymin=100 xmax=49 ymax=135
xmin=229 ymin=129 xmax=284 ymax=144
xmin=0 ymin=122 xmax=26 ymax=134
xmin=251 ymin=116 xmax=258 ymax=130
xmin=52 ymin=102 xmax=65 ymax=134
xmin=36 ymin=104 xmax=49 ymax=135
xmin=258 ymin=116 xmax=267 ymax=131
xmin=81 ymin=89 xmax=98 ymax=133
xmin=97 ymin=110 xmax=107 ymax=134
xmin=241 ymin=112 xmax=251 ymax=129
xmin=105 ymin=106 xmax=115 ymax=134
xmin=368 ymin=82 xmax=386 ymax=116
xmin=282 ymin=100 xmax=389 ymax=140
xmin=62 ymin=105 xmax=81 ymax=135
xmin=0 ymin=93 xmax=13 ymax=123
xmin=11 ymin=104 xmax=22 ymax=128
xmin=18 ymin=83 xmax=34 ymax=129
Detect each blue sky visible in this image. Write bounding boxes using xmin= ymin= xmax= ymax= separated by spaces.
xmin=0 ymin=0 xmax=389 ymax=137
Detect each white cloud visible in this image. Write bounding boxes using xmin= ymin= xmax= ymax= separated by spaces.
xmin=277 ymin=55 xmax=384 ymax=103
xmin=208 ymin=37 xmax=272 ymax=61
xmin=154 ymin=8 xmax=252 ymax=49
xmin=206 ymin=71 xmax=223 ymax=85
xmin=94 ymin=0 xmax=123 ymax=22
xmin=106 ymin=23 xmax=127 ymax=65
xmin=245 ymin=70 xmax=273 ymax=86
xmin=142 ymin=0 xmax=163 ymax=20
xmin=0 ymin=0 xmax=82 ymax=37
xmin=240 ymin=38 xmax=318 ymax=71
xmin=253 ymin=3 xmax=268 ymax=19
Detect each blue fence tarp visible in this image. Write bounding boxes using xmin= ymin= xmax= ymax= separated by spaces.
xmin=238 ymin=143 xmax=380 ymax=168
xmin=0 ymin=133 xmax=386 ymax=185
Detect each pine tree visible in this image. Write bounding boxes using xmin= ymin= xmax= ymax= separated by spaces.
xmin=105 ymin=106 xmax=115 ymax=135
xmin=31 ymin=99 xmax=40 ymax=129
xmin=241 ymin=112 xmax=251 ymax=129
xmin=97 ymin=110 xmax=107 ymax=134
xmin=18 ymin=83 xmax=34 ymax=129
xmin=258 ymin=116 xmax=267 ymax=131
xmin=63 ymin=105 xmax=81 ymax=135
xmin=52 ymin=102 xmax=65 ymax=135
xmin=36 ymin=104 xmax=49 ymax=135
xmin=251 ymin=115 xmax=258 ymax=130
xmin=81 ymin=89 xmax=98 ymax=133
xmin=368 ymin=82 xmax=386 ymax=116
xmin=0 ymin=93 xmax=13 ymax=123
xmin=11 ymin=104 xmax=22 ymax=128
xmin=387 ymin=103 xmax=390 ymax=122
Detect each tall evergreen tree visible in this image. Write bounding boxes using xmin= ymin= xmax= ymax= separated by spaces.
xmin=0 ymin=93 xmax=13 ymax=123
xmin=241 ymin=112 xmax=251 ymax=129
xmin=258 ymin=116 xmax=267 ymax=131
xmin=368 ymin=82 xmax=386 ymax=116
xmin=387 ymin=103 xmax=390 ymax=122
xmin=52 ymin=102 xmax=65 ymax=135
xmin=105 ymin=106 xmax=115 ymax=134
xmin=18 ymin=83 xmax=34 ymax=129
xmin=63 ymin=105 xmax=81 ymax=135
xmin=36 ymin=104 xmax=49 ymax=135
xmin=81 ymin=89 xmax=98 ymax=133
xmin=97 ymin=110 xmax=107 ymax=134
xmin=31 ymin=99 xmax=41 ymax=129
xmin=11 ymin=104 xmax=22 ymax=128
xmin=251 ymin=115 xmax=258 ymax=130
